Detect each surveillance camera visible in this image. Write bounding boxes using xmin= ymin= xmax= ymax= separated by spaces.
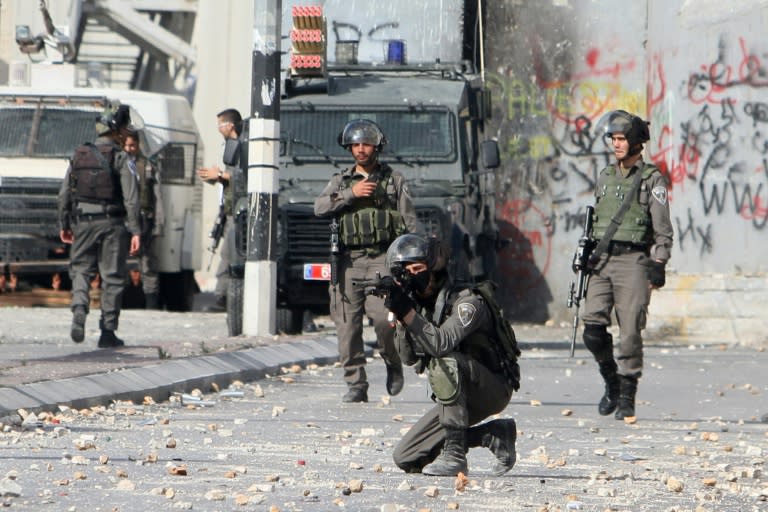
xmin=15 ymin=25 xmax=44 ymax=54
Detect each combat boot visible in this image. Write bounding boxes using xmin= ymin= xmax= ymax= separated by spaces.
xmin=342 ymin=386 xmax=368 ymax=403
xmin=70 ymin=307 xmax=87 ymax=343
xmin=98 ymin=329 xmax=125 ymax=348
xmin=615 ymin=375 xmax=638 ymax=420
xmin=598 ymin=360 xmax=620 ymax=416
xmin=385 ymin=360 xmax=404 ymax=396
xmin=422 ymin=428 xmax=468 ymax=476
xmin=468 ymin=419 xmax=517 ymax=476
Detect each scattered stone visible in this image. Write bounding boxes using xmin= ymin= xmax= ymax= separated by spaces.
xmin=116 ymin=479 xmax=136 ymax=491
xmin=205 ymin=489 xmax=226 ymax=501
xmin=397 ymin=480 xmax=414 ymax=491
xmin=348 ymin=479 xmax=364 ymax=493
xmin=424 ymin=486 xmax=439 ymax=497
xmin=561 ymin=409 xmax=573 ymax=416
xmin=666 ymin=476 xmax=684 ymax=492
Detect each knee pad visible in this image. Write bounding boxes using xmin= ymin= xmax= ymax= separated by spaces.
xmin=583 ymin=324 xmax=612 ymax=359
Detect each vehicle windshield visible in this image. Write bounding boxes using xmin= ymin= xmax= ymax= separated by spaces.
xmin=281 ymin=108 xmax=456 ymax=163
xmin=0 ymin=104 xmax=99 ymax=158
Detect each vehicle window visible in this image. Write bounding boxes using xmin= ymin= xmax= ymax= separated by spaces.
xmin=0 ymin=108 xmax=34 ymax=156
xmin=281 ymin=108 xmax=456 ymax=162
xmin=0 ymin=106 xmax=97 ymax=157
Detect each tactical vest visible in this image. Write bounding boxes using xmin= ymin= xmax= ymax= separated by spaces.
xmin=433 ymin=281 xmax=521 ymax=391
xmin=69 ymin=142 xmax=123 ymax=208
xmin=337 ymin=165 xmax=406 ymax=250
xmin=592 ymin=163 xmax=658 ymax=244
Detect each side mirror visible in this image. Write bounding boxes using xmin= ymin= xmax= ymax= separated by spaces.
xmin=480 ymin=139 xmax=500 ymax=170
xmin=222 ymin=138 xmax=241 ymax=166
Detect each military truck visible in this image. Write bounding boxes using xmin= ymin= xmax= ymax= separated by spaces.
xmin=0 ymin=86 xmax=203 ymax=310
xmin=271 ymin=64 xmax=500 ymax=333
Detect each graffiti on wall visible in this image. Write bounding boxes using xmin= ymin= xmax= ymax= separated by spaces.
xmin=650 ymin=36 xmax=768 ymax=259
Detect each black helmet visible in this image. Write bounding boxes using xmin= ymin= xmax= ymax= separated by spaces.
xmin=337 ymin=118 xmax=387 ymax=150
xmin=95 ymin=102 xmax=144 ymax=135
xmin=596 ymin=109 xmax=650 ymax=149
xmin=386 ymin=234 xmax=439 ymax=273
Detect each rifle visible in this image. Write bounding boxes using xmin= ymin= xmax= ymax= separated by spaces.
xmin=329 ymin=218 xmax=340 ymax=286
xmin=352 ymin=272 xmax=399 ymax=298
xmin=206 ymin=204 xmax=227 ymax=271
xmin=567 ymin=205 xmax=595 ymax=357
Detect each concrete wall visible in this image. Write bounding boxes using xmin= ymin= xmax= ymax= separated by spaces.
xmin=484 ymin=0 xmax=768 ymax=345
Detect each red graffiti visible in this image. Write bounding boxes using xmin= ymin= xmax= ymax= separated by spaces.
xmin=496 ymin=199 xmax=552 ymax=292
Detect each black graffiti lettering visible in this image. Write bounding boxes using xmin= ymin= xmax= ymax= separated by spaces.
xmin=744 ymin=102 xmax=768 ymax=127
xmin=697 ymin=222 xmax=713 ymax=255
xmin=675 ymin=208 xmax=713 ymax=255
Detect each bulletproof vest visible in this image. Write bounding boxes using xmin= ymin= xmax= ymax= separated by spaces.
xmin=592 ymin=163 xmax=658 ymax=244
xmin=337 ymin=164 xmax=406 ymax=249
xmin=435 ymin=281 xmax=521 ymax=391
xmin=69 ymin=142 xmax=122 ymax=207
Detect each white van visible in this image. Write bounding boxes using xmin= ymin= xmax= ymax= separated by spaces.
xmin=0 ymin=86 xmax=203 ymax=310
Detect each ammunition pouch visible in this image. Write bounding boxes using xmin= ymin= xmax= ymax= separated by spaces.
xmin=339 ymin=207 xmax=404 ymax=248
xmin=427 ymin=354 xmax=462 ymax=405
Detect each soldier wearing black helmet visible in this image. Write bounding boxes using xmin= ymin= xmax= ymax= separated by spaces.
xmin=383 ymin=234 xmax=519 ymax=477
xmin=58 ymin=101 xmax=142 ymax=348
xmin=314 ymin=119 xmax=422 ymax=403
xmin=579 ymin=110 xmax=673 ymax=420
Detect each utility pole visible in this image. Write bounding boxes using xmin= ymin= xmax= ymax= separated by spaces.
xmin=243 ymin=0 xmax=281 ymax=335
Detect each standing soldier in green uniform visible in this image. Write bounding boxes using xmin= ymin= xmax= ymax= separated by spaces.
xmin=124 ymin=131 xmax=165 ymax=309
xmin=314 ymin=119 xmax=422 ymax=403
xmin=58 ymin=102 xmax=142 ymax=348
xmin=383 ymin=234 xmax=520 ymax=477
xmin=196 ymin=108 xmax=242 ymax=313
xmin=580 ymin=110 xmax=673 ymax=419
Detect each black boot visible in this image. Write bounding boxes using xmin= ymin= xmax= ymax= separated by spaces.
xmin=468 ymin=419 xmax=517 ymax=476
xmin=615 ymin=375 xmax=638 ymax=420
xmin=144 ymin=293 xmax=160 ymax=310
xmin=341 ymin=386 xmax=368 ymax=403
xmin=70 ymin=306 xmax=87 ymax=343
xmin=385 ymin=360 xmax=404 ymax=396
xmin=598 ymin=360 xmax=620 ymax=416
xmin=422 ymin=428 xmax=468 ymax=476
xmin=98 ymin=329 xmax=125 ymax=348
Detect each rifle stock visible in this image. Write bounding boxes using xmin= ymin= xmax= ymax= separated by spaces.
xmin=567 ymin=205 xmax=595 ymax=357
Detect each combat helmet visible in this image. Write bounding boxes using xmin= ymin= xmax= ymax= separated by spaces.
xmin=95 ymin=101 xmax=144 ymax=135
xmin=337 ymin=118 xmax=388 ymax=150
xmin=595 ymin=110 xmax=650 ymax=154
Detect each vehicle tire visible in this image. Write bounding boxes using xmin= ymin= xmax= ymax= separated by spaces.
xmin=227 ymin=277 xmax=244 ymax=336
xmin=276 ymin=307 xmax=303 ymax=335
xmin=160 ymin=270 xmax=198 ymax=312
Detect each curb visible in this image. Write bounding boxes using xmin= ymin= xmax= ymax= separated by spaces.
xmin=0 ymin=337 xmax=342 ymax=420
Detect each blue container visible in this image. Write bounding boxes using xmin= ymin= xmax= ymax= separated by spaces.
xmin=387 ymin=40 xmax=406 ymax=65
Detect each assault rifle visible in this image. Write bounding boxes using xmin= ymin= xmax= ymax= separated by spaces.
xmin=352 ymin=272 xmax=399 ymax=298
xmin=329 ymin=218 xmax=340 ymax=286
xmin=567 ymin=205 xmax=595 ymax=357
xmin=206 ymin=204 xmax=227 ymax=271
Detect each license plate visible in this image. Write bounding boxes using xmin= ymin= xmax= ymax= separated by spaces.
xmin=303 ymin=263 xmax=331 ymax=281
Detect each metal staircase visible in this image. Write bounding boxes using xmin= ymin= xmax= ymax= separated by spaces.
xmin=68 ymin=0 xmax=197 ymax=93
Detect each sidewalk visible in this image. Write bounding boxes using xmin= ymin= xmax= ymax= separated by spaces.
xmin=0 ymin=302 xmax=730 ymax=422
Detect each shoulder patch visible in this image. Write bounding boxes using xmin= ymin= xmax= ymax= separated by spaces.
xmin=651 ymin=186 xmax=667 ymax=205
xmin=457 ymin=302 xmax=477 ymax=327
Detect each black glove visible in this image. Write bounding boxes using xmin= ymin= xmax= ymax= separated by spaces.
xmin=384 ymin=284 xmax=416 ymax=320
xmin=646 ymin=260 xmax=666 ymax=288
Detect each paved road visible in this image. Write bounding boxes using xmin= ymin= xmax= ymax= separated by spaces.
xmin=0 ymin=304 xmax=765 ymax=510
